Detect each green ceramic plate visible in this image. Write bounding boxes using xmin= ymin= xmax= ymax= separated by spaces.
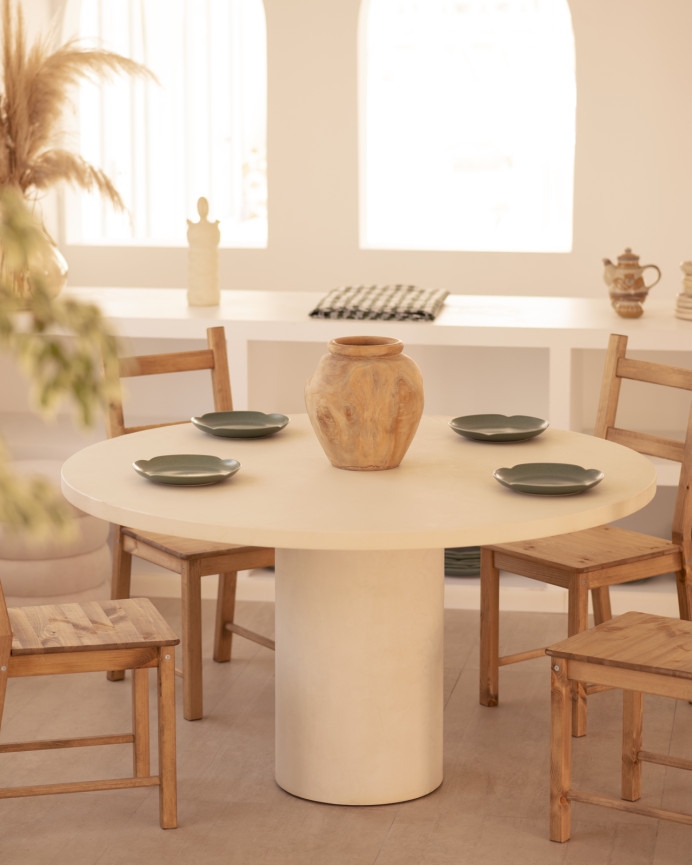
xmin=444 ymin=546 xmax=481 ymax=577
xmin=133 ymin=454 xmax=241 ymax=486
xmin=449 ymin=414 xmax=549 ymax=442
xmin=191 ymin=411 xmax=289 ymax=438
xmin=493 ymin=463 xmax=604 ymax=496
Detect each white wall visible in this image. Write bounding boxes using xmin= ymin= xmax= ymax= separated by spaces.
xmin=36 ymin=0 xmax=692 ymax=303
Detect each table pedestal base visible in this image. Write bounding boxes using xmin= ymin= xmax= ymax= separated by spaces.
xmin=274 ymin=548 xmax=444 ymax=805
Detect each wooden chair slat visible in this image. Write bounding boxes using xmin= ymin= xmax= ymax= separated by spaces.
xmin=120 ymin=349 xmax=215 ymax=377
xmin=606 ymin=427 xmax=685 ymax=462
xmin=617 ymin=356 xmax=692 ymax=391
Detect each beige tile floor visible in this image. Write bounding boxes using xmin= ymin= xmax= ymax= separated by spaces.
xmin=1 ymin=599 xmax=691 ymax=864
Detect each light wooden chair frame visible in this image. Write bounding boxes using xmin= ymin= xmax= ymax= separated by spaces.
xmin=103 ymin=326 xmax=275 ymax=721
xmin=480 ymin=333 xmax=692 ymax=735
xmin=0 ymin=580 xmax=179 ymax=828
xmin=547 ymin=611 xmax=692 ymax=841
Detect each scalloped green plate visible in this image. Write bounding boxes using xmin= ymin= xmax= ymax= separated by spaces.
xmin=133 ymin=454 xmax=241 ymax=486
xmin=449 ymin=414 xmax=549 ymax=442
xmin=191 ymin=411 xmax=289 ymax=438
xmin=493 ymin=463 xmax=604 ymax=496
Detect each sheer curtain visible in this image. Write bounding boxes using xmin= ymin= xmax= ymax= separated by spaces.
xmin=360 ymin=0 xmax=576 ymax=252
xmin=63 ymin=0 xmax=267 ymax=247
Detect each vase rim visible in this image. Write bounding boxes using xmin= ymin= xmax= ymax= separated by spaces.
xmin=328 ymin=336 xmax=403 ymax=357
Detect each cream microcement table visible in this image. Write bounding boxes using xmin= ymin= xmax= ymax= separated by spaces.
xmin=61 ymin=415 xmax=656 ymax=806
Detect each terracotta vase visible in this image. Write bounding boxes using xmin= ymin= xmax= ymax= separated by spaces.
xmin=305 ymin=335 xmax=424 ymax=471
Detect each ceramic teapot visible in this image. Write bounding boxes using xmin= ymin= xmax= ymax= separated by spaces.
xmin=602 ymin=247 xmax=661 ymax=318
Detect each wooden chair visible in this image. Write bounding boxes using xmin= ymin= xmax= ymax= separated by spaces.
xmin=103 ymin=326 xmax=275 ymax=721
xmin=547 ymin=611 xmax=692 ymax=841
xmin=0 ymin=579 xmax=179 ymax=828
xmin=480 ymin=333 xmax=692 ymax=735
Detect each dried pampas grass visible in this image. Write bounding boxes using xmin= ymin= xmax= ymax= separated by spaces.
xmin=0 ymin=0 xmax=155 ymax=208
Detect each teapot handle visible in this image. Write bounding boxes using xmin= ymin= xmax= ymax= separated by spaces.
xmin=642 ymin=264 xmax=662 ymax=290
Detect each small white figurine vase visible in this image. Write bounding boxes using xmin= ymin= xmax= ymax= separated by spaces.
xmin=187 ymin=197 xmax=220 ymax=306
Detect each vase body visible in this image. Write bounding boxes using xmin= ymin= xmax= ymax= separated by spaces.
xmin=305 ymin=336 xmax=424 ymax=471
xmin=0 ymin=227 xmax=68 ymax=307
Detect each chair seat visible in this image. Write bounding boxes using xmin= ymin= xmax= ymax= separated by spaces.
xmin=8 ymin=597 xmax=179 ymax=655
xmin=121 ymin=527 xmax=271 ymax=561
xmin=487 ymin=524 xmax=680 ymax=573
xmin=547 ymin=610 xmax=692 ymax=679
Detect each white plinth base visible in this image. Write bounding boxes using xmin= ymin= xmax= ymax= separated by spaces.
xmin=275 ymin=548 xmax=444 ymax=805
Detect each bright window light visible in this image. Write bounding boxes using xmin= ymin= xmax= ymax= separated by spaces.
xmin=63 ymin=0 xmax=267 ymax=248
xmin=360 ymin=0 xmax=576 ymax=252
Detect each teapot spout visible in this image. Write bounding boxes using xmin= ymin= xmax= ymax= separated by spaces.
xmin=602 ymin=258 xmax=618 ymax=286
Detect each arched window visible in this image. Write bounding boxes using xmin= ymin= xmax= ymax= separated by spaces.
xmin=63 ymin=0 xmax=267 ymax=247
xmin=360 ymin=0 xmax=576 ymax=252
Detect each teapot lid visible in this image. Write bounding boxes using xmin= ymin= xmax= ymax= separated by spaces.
xmin=617 ymin=247 xmax=639 ymax=264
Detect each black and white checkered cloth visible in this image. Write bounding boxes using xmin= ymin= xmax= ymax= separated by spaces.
xmin=309 ymin=284 xmax=449 ymax=321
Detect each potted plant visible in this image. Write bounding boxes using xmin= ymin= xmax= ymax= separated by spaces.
xmin=0 ymin=0 xmax=155 ymax=301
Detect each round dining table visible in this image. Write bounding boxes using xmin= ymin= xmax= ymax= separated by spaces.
xmin=61 ymin=414 xmax=656 ymax=806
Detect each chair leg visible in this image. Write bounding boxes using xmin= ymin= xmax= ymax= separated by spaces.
xmin=479 ymin=548 xmax=500 ymax=707
xmin=622 ymin=690 xmax=643 ymax=802
xmin=675 ymin=565 xmax=692 ymax=622
xmin=567 ymin=582 xmax=589 ymax=736
xmin=675 ymin=567 xmax=692 ymax=706
xmin=108 ymin=525 xmax=133 ymax=682
xmin=157 ymin=648 xmax=178 ymax=829
xmin=213 ymin=571 xmax=238 ymax=663
xmin=0 ymin=662 xmax=7 ymax=729
xmin=181 ymin=561 xmax=204 ymax=721
xmin=132 ymin=666 xmax=151 ymax=777
xmin=591 ymin=585 xmax=612 ymax=625
xmin=549 ymin=660 xmax=572 ymax=842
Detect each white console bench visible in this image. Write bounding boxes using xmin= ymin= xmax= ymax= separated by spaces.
xmin=64 ymin=287 xmax=692 ymax=433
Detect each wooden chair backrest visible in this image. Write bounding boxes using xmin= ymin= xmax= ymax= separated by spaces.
xmin=594 ymin=332 xmax=692 ymax=551
xmin=103 ymin=326 xmax=233 ymax=438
